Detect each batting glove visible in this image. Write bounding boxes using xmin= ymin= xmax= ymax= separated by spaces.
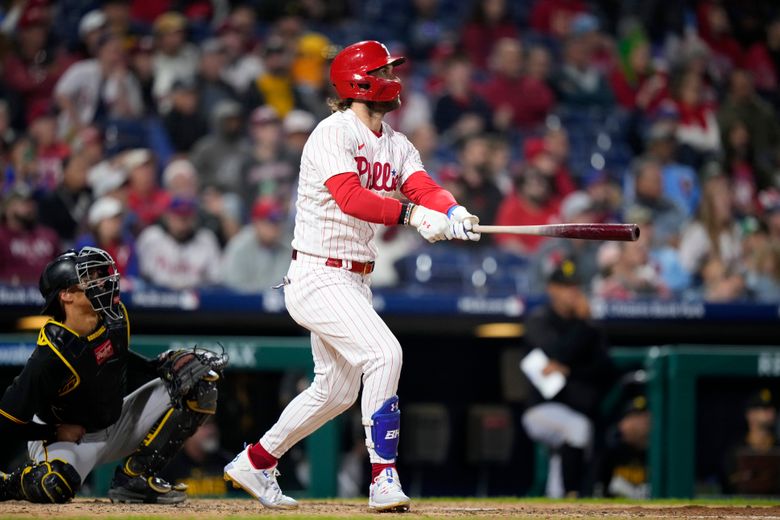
xmin=448 ymin=205 xmax=481 ymax=242
xmin=409 ymin=205 xmax=454 ymax=243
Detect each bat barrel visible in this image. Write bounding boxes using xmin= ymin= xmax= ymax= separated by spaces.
xmin=552 ymin=223 xmax=640 ymax=242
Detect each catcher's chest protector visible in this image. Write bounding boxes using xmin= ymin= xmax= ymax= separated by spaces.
xmin=37 ymin=315 xmax=129 ymax=431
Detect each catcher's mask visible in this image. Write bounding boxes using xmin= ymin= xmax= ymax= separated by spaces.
xmin=40 ymin=246 xmax=121 ymax=320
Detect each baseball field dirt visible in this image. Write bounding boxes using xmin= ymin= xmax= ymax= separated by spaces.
xmin=2 ymin=498 xmax=780 ymax=519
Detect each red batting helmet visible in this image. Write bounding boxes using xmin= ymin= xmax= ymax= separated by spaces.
xmin=330 ymin=40 xmax=406 ymax=102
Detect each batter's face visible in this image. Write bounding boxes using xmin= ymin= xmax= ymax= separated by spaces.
xmin=367 ymin=64 xmax=402 ymax=113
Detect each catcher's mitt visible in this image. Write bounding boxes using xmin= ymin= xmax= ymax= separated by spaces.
xmin=156 ymin=346 xmax=228 ymax=402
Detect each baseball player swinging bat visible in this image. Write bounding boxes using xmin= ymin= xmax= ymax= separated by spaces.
xmin=472 ymin=223 xmax=640 ymax=242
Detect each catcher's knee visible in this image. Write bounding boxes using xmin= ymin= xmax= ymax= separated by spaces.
xmin=20 ymin=459 xmax=80 ymax=503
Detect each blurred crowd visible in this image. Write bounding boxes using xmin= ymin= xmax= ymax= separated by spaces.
xmin=1 ymin=0 xmax=780 ymax=301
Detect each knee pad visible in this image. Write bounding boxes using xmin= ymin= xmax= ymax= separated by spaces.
xmin=20 ymin=459 xmax=80 ymax=503
xmin=363 ymin=396 xmax=400 ymax=460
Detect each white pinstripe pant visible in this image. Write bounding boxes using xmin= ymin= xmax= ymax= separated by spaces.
xmin=260 ymin=253 xmax=402 ymax=463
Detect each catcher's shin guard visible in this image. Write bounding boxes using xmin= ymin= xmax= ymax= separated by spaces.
xmin=1 ymin=460 xmax=81 ymax=503
xmin=121 ymin=379 xmax=218 ymax=479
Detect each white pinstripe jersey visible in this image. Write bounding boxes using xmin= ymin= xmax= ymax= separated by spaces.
xmin=291 ymin=109 xmax=424 ymax=262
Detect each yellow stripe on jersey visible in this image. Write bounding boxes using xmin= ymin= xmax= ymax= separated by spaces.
xmin=0 ymin=408 xmax=26 ymax=424
xmin=37 ymin=326 xmax=81 ymax=396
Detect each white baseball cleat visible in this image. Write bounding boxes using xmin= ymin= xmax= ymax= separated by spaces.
xmin=223 ymin=445 xmax=299 ymax=509
xmin=369 ymin=467 xmax=411 ymax=512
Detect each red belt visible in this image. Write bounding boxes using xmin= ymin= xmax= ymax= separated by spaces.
xmin=292 ymin=249 xmax=375 ymax=275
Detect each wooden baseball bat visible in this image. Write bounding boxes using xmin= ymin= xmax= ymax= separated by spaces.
xmin=472 ymin=223 xmax=640 ymax=242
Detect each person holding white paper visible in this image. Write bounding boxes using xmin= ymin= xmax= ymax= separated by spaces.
xmin=521 ymin=258 xmax=614 ymax=498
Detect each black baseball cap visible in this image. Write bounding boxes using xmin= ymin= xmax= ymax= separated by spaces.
xmin=547 ymin=258 xmax=581 ymax=286
xmin=746 ymin=388 xmax=776 ymax=410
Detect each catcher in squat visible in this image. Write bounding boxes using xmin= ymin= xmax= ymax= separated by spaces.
xmin=0 ymin=247 xmax=227 ymax=504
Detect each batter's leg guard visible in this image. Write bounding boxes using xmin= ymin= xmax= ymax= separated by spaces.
xmin=363 ymin=396 xmax=401 ymax=461
xmin=2 ymin=459 xmax=81 ymax=503
xmin=109 ymin=379 xmax=218 ymax=504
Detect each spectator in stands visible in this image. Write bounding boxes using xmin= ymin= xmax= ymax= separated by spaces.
xmin=609 ymin=28 xmax=667 ymax=113
xmin=761 ymin=190 xmax=780 ymax=247
xmin=696 ymin=2 xmax=743 ymax=81
xmin=679 ymin=172 xmax=742 ymax=275
xmin=3 ymin=4 xmax=74 ymax=126
xmin=122 ymin=149 xmax=170 ymax=231
xmin=222 ymin=198 xmax=291 ymax=293
xmin=553 ymin=34 xmax=614 ymax=111
xmin=744 ymin=17 xmax=780 ymax=109
xmin=245 ymin=36 xmax=298 ymax=118
xmin=200 ymin=183 xmax=242 ymax=247
xmin=218 ymin=17 xmax=263 ymax=95
xmin=152 ymin=12 xmax=199 ymax=108
xmin=55 ymin=33 xmax=143 ymax=137
xmin=717 ymin=70 xmax=780 ymax=189
xmin=440 ymin=135 xmax=503 ymax=233
xmin=129 ymin=36 xmax=156 ymax=114
xmin=0 ymin=187 xmax=59 ymax=284
xmin=432 ymin=54 xmax=493 ymax=144
xmin=163 ymin=78 xmax=209 ymax=154
xmin=595 ymin=396 xmax=651 ymax=498
xmin=671 ymin=69 xmax=721 ymax=166
xmin=724 ymin=121 xmax=762 ymax=216
xmin=723 ymin=389 xmax=780 ymax=494
xmin=190 ymin=100 xmax=249 ymax=196
xmin=592 ymin=228 xmax=670 ymax=300
xmin=627 ymin=157 xmax=686 ymax=248
xmin=27 ymin=111 xmax=69 ymax=192
xmin=530 ymin=191 xmax=601 ymax=294
xmin=480 ymin=38 xmax=556 ymax=132
xmin=495 ymin=167 xmax=561 ymax=254
xmin=745 ymin=242 xmax=780 ymax=302
xmin=530 ymin=0 xmax=586 ymax=38
xmin=522 ymin=258 xmax=614 ymax=497
xmin=241 ymin=106 xmax=295 ymax=207
xmin=75 ymin=196 xmax=137 ymax=283
xmin=136 ymin=196 xmax=222 ymax=290
xmin=584 ymin=169 xmax=622 ymax=223
xmin=626 ymin=206 xmax=690 ymax=295
xmin=526 ymin=45 xmax=554 ymax=91
xmin=195 ymin=38 xmax=238 ymax=123
xmin=523 ymin=136 xmax=576 ymax=201
xmin=77 ymin=9 xmax=107 ymax=59
xmin=88 ymin=159 xmax=129 ymax=203
xmin=403 ymin=0 xmax=451 ymax=62
xmin=163 ymin=159 xmax=198 ymax=198
xmin=37 ymin=153 xmax=92 ymax=244
xmin=642 ymin=122 xmax=700 ymax=219
xmin=282 ymin=109 xmax=317 ymax=165
xmin=462 ymin=0 xmax=519 ymax=71
xmin=408 ymin=123 xmax=444 ymax=182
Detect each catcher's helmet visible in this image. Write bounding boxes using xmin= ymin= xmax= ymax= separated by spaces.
xmin=330 ymin=40 xmax=406 ymax=102
xmin=40 ymin=247 xmax=121 ymax=320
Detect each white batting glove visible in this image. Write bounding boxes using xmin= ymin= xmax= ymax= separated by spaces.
xmin=448 ymin=205 xmax=481 ymax=242
xmin=409 ymin=205 xmax=453 ymax=243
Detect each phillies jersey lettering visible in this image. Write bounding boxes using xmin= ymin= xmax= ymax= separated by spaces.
xmin=292 ymin=109 xmax=425 ymax=262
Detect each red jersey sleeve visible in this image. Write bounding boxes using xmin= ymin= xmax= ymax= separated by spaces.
xmin=400 ymin=171 xmax=458 ymax=214
xmin=325 ymin=172 xmax=403 ymax=225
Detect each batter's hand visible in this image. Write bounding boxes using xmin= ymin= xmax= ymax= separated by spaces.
xmin=409 ymin=205 xmax=453 ymax=243
xmin=448 ymin=205 xmax=481 ymax=241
